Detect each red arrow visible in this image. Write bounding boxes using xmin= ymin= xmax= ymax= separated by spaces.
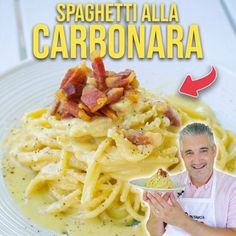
xmin=179 ymin=66 xmax=217 ymax=98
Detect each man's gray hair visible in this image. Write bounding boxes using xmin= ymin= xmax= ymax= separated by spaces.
xmin=179 ymin=123 xmax=215 ymax=150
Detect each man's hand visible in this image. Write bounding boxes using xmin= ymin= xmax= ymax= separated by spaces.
xmin=144 ymin=191 xmax=171 ymax=217
xmin=147 ymin=192 xmax=187 ymax=228
xmin=143 ymin=191 xmax=170 ymax=236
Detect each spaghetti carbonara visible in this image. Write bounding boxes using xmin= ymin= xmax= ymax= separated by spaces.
xmin=3 ymin=53 xmax=236 ymax=235
xmin=145 ymin=169 xmax=175 ymax=189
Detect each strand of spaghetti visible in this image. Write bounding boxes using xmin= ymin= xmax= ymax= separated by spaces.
xmin=83 ymin=194 xmax=107 ymax=209
xmin=28 ymin=129 xmax=60 ymax=148
xmin=61 ymin=150 xmax=70 ymax=175
xmin=124 ymin=198 xmax=144 ymax=222
xmin=97 ymin=174 xmax=111 ymax=185
xmin=48 ymin=185 xmax=64 ymax=200
xmin=57 ymin=136 xmax=98 ymax=153
xmin=69 ymin=156 xmax=88 ymax=171
xmin=120 ymin=182 xmax=130 ymax=202
xmin=216 ymin=140 xmax=228 ymax=169
xmin=46 ymin=188 xmax=81 ymax=214
xmin=81 ymin=138 xmax=112 ymax=203
xmin=78 ymin=180 xmax=122 ymax=219
xmin=15 ymin=148 xmax=61 ymax=167
xmin=25 ymin=163 xmax=61 ymax=195
xmin=134 ymin=193 xmax=141 ymax=212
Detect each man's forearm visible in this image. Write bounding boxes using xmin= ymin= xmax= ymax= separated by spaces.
xmin=180 ymin=217 xmax=236 ymax=236
xmin=146 ymin=212 xmax=165 ymax=236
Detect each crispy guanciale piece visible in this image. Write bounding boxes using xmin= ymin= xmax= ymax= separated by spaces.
xmin=164 ymin=105 xmax=181 ymax=127
xmin=58 ymin=100 xmax=91 ymax=120
xmin=105 ymin=70 xmax=116 ymax=77
xmin=105 ymin=69 xmax=135 ymax=89
xmin=81 ymin=86 xmax=107 ymax=113
xmin=100 ymin=106 xmax=117 ymax=120
xmin=78 ymin=108 xmax=91 ymax=121
xmin=50 ymin=100 xmax=61 ymax=116
xmin=157 ymin=168 xmax=168 ymax=178
xmin=92 ymin=57 xmax=107 ymax=91
xmin=62 ymin=100 xmax=80 ymax=117
xmin=60 ymin=68 xmax=75 ymax=89
xmin=106 ymin=88 xmax=124 ymax=104
xmin=125 ymin=89 xmax=138 ymax=103
xmin=55 ymin=89 xmax=67 ymax=101
xmin=130 ymin=77 xmax=139 ymax=88
xmin=78 ymin=102 xmax=91 ymax=113
xmin=60 ymin=112 xmax=74 ymax=119
xmin=117 ymin=69 xmax=133 ymax=79
xmin=125 ymin=130 xmax=152 ymax=145
xmin=60 ymin=68 xmax=87 ymax=99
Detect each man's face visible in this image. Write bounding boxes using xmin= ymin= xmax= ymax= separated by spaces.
xmin=180 ymin=134 xmax=216 ymax=182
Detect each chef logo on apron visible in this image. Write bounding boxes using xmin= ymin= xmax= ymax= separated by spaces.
xmin=184 ymin=212 xmax=205 ymax=220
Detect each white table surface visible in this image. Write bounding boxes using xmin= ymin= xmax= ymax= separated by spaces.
xmin=0 ymin=0 xmax=236 ymax=74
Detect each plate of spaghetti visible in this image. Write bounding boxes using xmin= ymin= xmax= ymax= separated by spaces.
xmin=130 ymin=168 xmax=185 ymax=193
xmin=1 ymin=52 xmax=236 ymax=236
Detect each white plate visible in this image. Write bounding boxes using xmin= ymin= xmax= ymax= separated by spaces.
xmin=0 ymin=59 xmax=236 ymax=235
xmin=130 ymin=178 xmax=185 ymax=193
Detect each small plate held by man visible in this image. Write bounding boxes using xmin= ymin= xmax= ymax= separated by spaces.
xmin=130 ymin=168 xmax=185 ymax=193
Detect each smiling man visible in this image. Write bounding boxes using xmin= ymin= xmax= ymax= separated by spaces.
xmin=144 ymin=122 xmax=236 ymax=236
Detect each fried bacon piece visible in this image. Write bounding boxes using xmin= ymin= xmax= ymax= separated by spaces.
xmin=125 ymin=129 xmax=163 ymax=146
xmin=100 ymin=106 xmax=117 ymax=120
xmin=106 ymin=88 xmax=124 ymax=104
xmin=50 ymin=100 xmax=61 ymax=116
xmin=105 ymin=69 xmax=135 ymax=89
xmin=125 ymin=130 xmax=152 ymax=145
xmin=55 ymin=100 xmax=91 ymax=120
xmin=62 ymin=100 xmax=80 ymax=117
xmin=92 ymin=57 xmax=107 ymax=91
xmin=81 ymin=86 xmax=107 ymax=113
xmin=157 ymin=168 xmax=168 ymax=178
xmin=164 ymin=106 xmax=181 ymax=127
xmin=60 ymin=68 xmax=87 ymax=99
xmin=60 ymin=69 xmax=75 ymax=89
xmin=78 ymin=102 xmax=91 ymax=113
xmin=125 ymin=89 xmax=138 ymax=103
xmin=78 ymin=108 xmax=91 ymax=121
xmin=105 ymin=70 xmax=116 ymax=77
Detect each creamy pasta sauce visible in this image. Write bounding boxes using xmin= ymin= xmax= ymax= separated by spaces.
xmin=3 ymin=157 xmax=149 ymax=236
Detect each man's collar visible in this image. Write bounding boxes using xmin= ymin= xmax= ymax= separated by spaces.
xmin=187 ymin=171 xmax=214 ymax=190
